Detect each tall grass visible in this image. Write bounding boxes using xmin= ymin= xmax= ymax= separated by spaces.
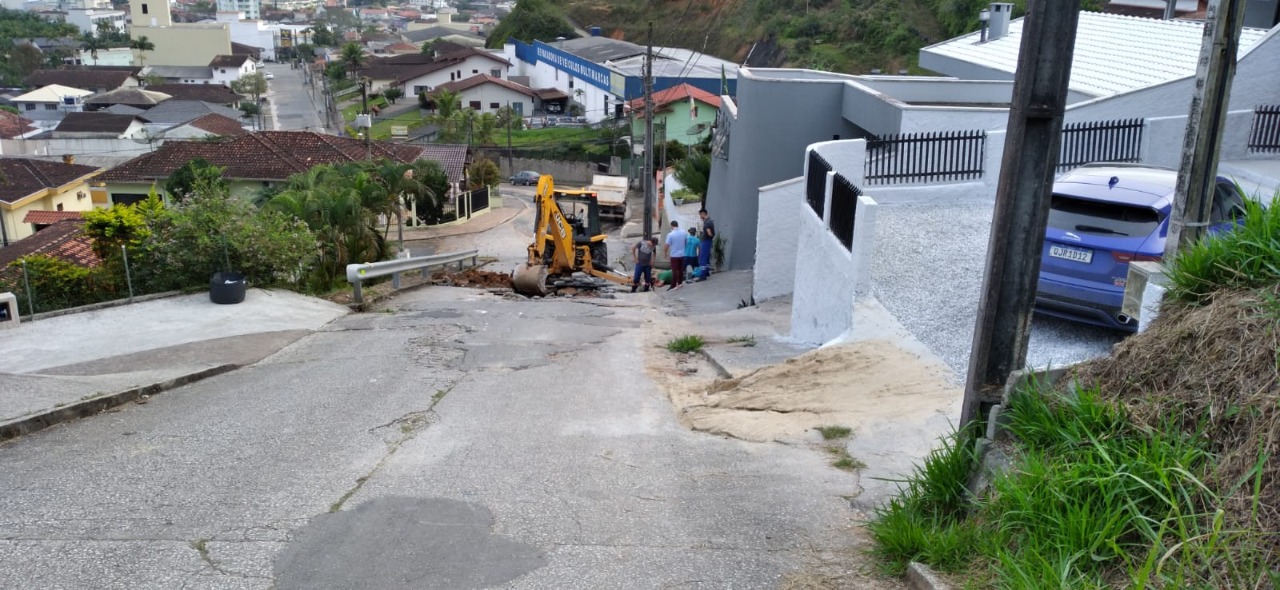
xmin=1166 ymin=192 xmax=1280 ymax=303
xmin=868 ymin=381 xmax=1276 ymax=588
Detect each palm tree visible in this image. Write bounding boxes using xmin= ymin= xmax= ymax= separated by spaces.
xmin=129 ymin=35 xmax=155 ymax=67
xmin=340 ymin=42 xmax=364 ymax=80
xmin=474 ymin=113 xmax=499 ymax=146
xmin=80 ymin=33 xmax=105 ymax=66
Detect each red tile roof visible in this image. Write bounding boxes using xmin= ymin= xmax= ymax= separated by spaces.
xmin=0 ymin=158 xmax=103 ymax=204
xmin=22 ymin=210 xmax=84 ymax=224
xmin=0 ymin=110 xmax=36 ymax=139
xmin=184 ymin=113 xmax=249 ymax=136
xmin=627 ymin=83 xmax=722 ymax=115
xmin=430 ymin=74 xmax=534 ymax=97
xmin=101 ymin=131 xmax=434 ymax=183
xmin=0 ymin=219 xmax=99 ymax=271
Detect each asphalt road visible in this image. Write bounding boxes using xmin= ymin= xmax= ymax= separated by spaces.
xmin=263 ymin=62 xmax=326 ymax=133
xmin=0 ymin=287 xmax=870 ymax=589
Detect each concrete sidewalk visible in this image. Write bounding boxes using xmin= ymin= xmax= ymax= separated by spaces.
xmin=0 ymin=289 xmax=348 ymax=439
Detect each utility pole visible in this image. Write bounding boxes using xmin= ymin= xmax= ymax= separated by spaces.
xmin=361 ymin=77 xmax=371 ymax=160
xmin=960 ymin=0 xmax=1082 ymax=428
xmin=506 ymin=100 xmax=513 ymax=176
xmin=642 ymin=21 xmax=655 ymax=239
xmin=1164 ymin=0 xmax=1247 ymax=260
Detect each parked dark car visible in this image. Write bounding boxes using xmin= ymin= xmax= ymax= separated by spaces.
xmin=1035 ymin=163 xmax=1247 ymax=331
xmin=509 ymin=171 xmax=540 ymax=185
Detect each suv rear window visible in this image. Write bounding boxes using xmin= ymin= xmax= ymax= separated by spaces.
xmin=1048 ymin=195 xmax=1162 ymax=237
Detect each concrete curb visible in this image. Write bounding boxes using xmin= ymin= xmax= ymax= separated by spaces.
xmin=23 ymin=291 xmax=183 ymax=322
xmin=0 ymin=364 xmax=239 ymax=441
xmin=906 ymin=562 xmax=951 ymax=590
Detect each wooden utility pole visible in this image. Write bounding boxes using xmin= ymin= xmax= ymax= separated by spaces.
xmin=506 ymin=100 xmax=513 ymax=175
xmin=642 ymin=21 xmax=655 ymax=239
xmin=361 ymin=78 xmax=371 ymax=160
xmin=960 ymin=0 xmax=1082 ymax=428
xmin=1164 ymin=0 xmax=1247 ymax=260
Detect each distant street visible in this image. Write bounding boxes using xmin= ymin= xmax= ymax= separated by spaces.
xmin=263 ymin=62 xmax=326 ymax=134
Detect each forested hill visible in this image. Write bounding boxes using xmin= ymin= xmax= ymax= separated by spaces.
xmin=492 ymin=0 xmax=1102 ymax=75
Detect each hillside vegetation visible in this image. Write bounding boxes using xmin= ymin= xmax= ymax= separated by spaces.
xmin=497 ymin=0 xmax=1106 ymax=75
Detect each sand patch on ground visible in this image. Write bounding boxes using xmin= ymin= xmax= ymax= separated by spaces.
xmin=650 ymin=337 xmax=961 ymax=443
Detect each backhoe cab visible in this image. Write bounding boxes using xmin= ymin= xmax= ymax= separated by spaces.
xmin=511 ymin=175 xmax=631 ymax=296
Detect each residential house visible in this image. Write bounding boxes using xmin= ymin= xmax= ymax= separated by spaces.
xmin=145 ymin=83 xmax=243 ymax=105
xmin=160 ymin=112 xmax=250 ymax=138
xmin=503 ymin=35 xmax=738 ymax=123
xmin=0 ymin=157 xmax=103 ymax=246
xmin=209 ymin=54 xmax=258 ymax=85
xmin=83 ymin=87 xmax=173 ymax=110
xmin=52 ymin=112 xmax=149 ymax=139
xmin=126 ymin=100 xmax=249 ymax=134
xmin=627 ymin=83 xmax=719 ymax=146
xmin=0 ymin=111 xmax=38 ymax=139
xmin=27 ymin=69 xmax=140 ymax=94
xmin=360 ymin=47 xmax=511 ymax=96
xmin=9 ymin=85 xmax=93 ymax=125
xmin=0 ymin=218 xmax=98 ymax=275
xmin=99 ymin=131 xmax=468 ymax=204
xmin=429 ymin=74 xmax=533 ymax=116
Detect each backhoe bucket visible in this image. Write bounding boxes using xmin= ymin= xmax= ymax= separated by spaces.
xmin=512 ymin=263 xmax=549 ymax=296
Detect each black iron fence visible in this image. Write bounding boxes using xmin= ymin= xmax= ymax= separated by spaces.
xmin=1248 ymin=105 xmax=1280 ymax=153
xmin=806 ymin=151 xmax=831 ymax=217
xmin=424 ymin=186 xmax=492 ymax=225
xmin=830 ymin=174 xmax=863 ymax=251
xmin=1057 ymin=118 xmax=1144 ymax=171
xmin=865 ymin=130 xmax=986 ymax=185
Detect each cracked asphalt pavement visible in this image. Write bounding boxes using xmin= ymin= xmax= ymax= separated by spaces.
xmin=0 ymin=286 xmax=872 ymax=589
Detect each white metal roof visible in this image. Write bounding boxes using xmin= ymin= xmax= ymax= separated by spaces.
xmin=12 ymin=84 xmax=94 ymax=103
xmin=921 ymin=11 xmax=1271 ymax=98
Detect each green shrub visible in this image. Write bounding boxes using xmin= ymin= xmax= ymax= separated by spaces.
xmin=1166 ymin=194 xmax=1280 ymax=304
xmin=0 ymin=255 xmax=122 ymax=313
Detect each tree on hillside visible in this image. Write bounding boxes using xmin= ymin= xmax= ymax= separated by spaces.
xmin=473 ymin=113 xmax=498 ymax=146
xmin=484 ymin=0 xmax=575 ymax=48
xmin=340 ymin=42 xmax=364 ymax=79
xmin=129 ymin=35 xmax=155 ymax=66
xmin=80 ymin=32 xmax=105 ymax=66
xmin=165 ymin=158 xmax=227 ymax=201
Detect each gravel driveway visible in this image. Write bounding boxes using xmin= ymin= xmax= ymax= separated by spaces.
xmin=870 ymin=201 xmax=1123 ymax=379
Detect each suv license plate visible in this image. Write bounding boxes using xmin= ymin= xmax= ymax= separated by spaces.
xmin=1050 ymin=245 xmax=1093 ymax=264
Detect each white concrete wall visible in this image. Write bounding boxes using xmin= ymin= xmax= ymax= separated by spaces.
xmin=503 ymin=45 xmax=616 ymax=122
xmin=1140 ymin=110 xmax=1262 ymax=169
xmin=790 ymin=193 xmax=855 ymax=344
xmin=0 ymin=138 xmax=155 ymax=158
xmin=752 ymin=176 xmax=804 ymax=301
xmin=899 ymin=107 xmax=1011 ymax=134
xmin=455 ymin=84 xmax=533 ymax=115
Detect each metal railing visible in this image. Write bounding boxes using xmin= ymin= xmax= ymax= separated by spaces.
xmin=830 ymin=174 xmax=863 ymax=251
xmin=865 ymin=130 xmax=986 ymax=185
xmin=806 ymin=151 xmax=831 ymax=217
xmin=1248 ymin=105 xmax=1280 ymax=153
xmin=1057 ymin=118 xmax=1144 ymax=171
xmin=345 ymin=249 xmax=479 ymax=305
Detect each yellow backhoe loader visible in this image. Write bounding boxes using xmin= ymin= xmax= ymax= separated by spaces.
xmin=511 ymin=175 xmax=631 ymax=296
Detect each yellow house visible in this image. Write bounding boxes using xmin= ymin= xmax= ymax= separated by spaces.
xmin=129 ymin=0 xmax=232 ymax=67
xmin=0 ymin=158 xmax=103 ymax=247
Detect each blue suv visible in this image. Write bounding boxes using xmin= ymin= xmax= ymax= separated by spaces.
xmin=1035 ymin=164 xmax=1247 ymax=331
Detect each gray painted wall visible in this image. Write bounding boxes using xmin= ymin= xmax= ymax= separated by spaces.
xmin=706 ymin=70 xmax=857 ymax=270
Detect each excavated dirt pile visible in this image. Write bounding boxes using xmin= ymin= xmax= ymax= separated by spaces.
xmin=432 ymin=269 xmax=514 ymax=289
xmin=1070 ymin=287 xmax=1280 ymax=543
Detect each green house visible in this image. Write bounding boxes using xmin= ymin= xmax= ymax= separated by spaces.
xmin=629 ymin=84 xmax=721 ymax=147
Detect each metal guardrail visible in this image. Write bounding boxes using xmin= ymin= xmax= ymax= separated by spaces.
xmin=345 ymin=249 xmax=479 ymax=305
